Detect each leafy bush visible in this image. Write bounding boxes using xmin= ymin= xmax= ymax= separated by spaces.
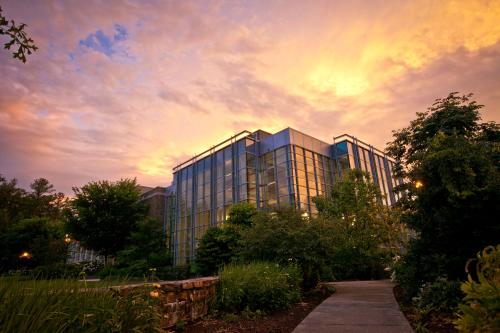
xmin=455 ymin=245 xmax=500 ymax=332
xmin=195 ymin=225 xmax=241 ymax=276
xmin=97 ymin=218 xmax=172 ymax=280
xmin=30 ymin=263 xmax=82 ymax=280
xmin=77 ymin=260 xmax=104 ymax=275
xmin=0 ymin=277 xmax=162 ymax=332
xmin=414 ymin=277 xmax=463 ymax=317
xmin=194 ymin=203 xmax=256 ymax=276
xmin=314 ymin=169 xmax=403 ymax=281
xmin=218 ymin=262 xmax=301 ymax=313
xmin=0 ymin=217 xmax=67 ymax=271
xmin=157 ymin=264 xmax=194 ymax=281
xmin=394 ymin=241 xmax=451 ymax=302
xmin=239 ymin=208 xmax=330 ymax=290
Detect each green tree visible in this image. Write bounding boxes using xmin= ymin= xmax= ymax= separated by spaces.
xmin=194 ymin=226 xmax=240 ymax=276
xmin=0 ymin=175 xmax=27 ymax=231
xmin=226 ymin=202 xmax=257 ymax=227
xmin=239 ymin=207 xmax=332 ymax=290
xmin=0 ymin=5 xmax=37 ymax=62
xmin=0 ymin=217 xmax=67 ymax=270
xmin=27 ymin=178 xmax=56 ymax=218
xmin=114 ymin=217 xmax=172 ymax=277
xmin=65 ymin=179 xmax=147 ymax=260
xmin=313 ymin=169 xmax=402 ymax=280
xmin=387 ymin=92 xmax=500 ymax=298
xmin=194 ymin=203 xmax=255 ymax=276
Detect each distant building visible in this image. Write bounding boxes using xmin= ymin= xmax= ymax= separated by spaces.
xmin=139 ymin=185 xmax=175 ymax=250
xmin=170 ymin=128 xmax=402 ymax=264
xmin=67 ymin=241 xmax=104 ymax=264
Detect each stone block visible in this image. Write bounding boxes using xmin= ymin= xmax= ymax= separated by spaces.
xmin=165 ymin=292 xmax=177 ymax=303
xmin=182 ymin=281 xmax=194 ymax=289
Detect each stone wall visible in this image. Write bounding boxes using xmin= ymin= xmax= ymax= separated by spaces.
xmin=115 ymin=277 xmax=219 ymax=328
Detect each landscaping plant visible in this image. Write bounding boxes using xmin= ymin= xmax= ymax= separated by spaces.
xmin=455 ymin=245 xmax=500 ymax=333
xmin=0 ymin=277 xmax=162 ymax=332
xmin=218 ymin=262 xmax=302 ymax=313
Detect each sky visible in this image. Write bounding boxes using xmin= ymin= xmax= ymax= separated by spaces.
xmin=1 ymin=0 xmax=499 ymax=195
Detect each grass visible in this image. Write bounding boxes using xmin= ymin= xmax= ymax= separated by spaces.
xmin=0 ymin=277 xmax=163 ymax=333
xmin=218 ymin=262 xmax=302 ymax=313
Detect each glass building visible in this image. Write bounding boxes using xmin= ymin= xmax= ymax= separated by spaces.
xmin=171 ymin=128 xmax=401 ymax=264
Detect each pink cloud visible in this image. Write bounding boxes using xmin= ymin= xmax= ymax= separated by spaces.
xmin=0 ymin=0 xmax=499 ymax=195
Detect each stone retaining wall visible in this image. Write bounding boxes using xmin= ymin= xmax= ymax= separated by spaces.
xmin=115 ymin=277 xmax=219 ymax=328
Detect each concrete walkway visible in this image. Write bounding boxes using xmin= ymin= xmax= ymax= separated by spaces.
xmin=293 ymin=280 xmax=413 ymax=333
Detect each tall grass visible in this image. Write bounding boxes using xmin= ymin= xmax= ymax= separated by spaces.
xmin=0 ymin=277 xmax=162 ymax=332
xmin=218 ymin=262 xmax=302 ymax=313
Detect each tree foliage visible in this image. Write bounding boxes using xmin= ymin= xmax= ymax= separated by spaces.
xmin=0 ymin=175 xmax=27 ymax=231
xmin=313 ymin=169 xmax=403 ymax=280
xmin=194 ymin=226 xmax=241 ymax=276
xmin=0 ymin=217 xmax=67 ymax=270
xmin=194 ymin=203 xmax=255 ymax=276
xmin=0 ymin=176 xmax=68 ymax=271
xmin=226 ymin=202 xmax=257 ymax=227
xmin=239 ymin=207 xmax=332 ymax=290
xmin=0 ymin=5 xmax=37 ymax=62
xmin=65 ymin=179 xmax=147 ymax=258
xmin=387 ymin=92 xmax=500 ymax=298
xmin=114 ymin=217 xmax=172 ymax=277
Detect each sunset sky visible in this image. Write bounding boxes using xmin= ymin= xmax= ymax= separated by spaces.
xmin=1 ymin=0 xmax=499 ymax=195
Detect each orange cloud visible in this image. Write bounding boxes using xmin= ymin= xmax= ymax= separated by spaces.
xmin=0 ymin=0 xmax=499 ymax=194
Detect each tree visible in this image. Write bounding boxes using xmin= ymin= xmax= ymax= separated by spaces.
xmin=65 ymin=179 xmax=147 ymax=260
xmin=27 ymin=178 xmax=56 ymax=218
xmin=114 ymin=217 xmax=172 ymax=277
xmin=194 ymin=203 xmax=255 ymax=276
xmin=239 ymin=207 xmax=332 ymax=290
xmin=387 ymin=92 xmax=500 ymax=298
xmin=226 ymin=202 xmax=257 ymax=227
xmin=0 ymin=217 xmax=67 ymax=270
xmin=194 ymin=226 xmax=240 ymax=276
xmin=313 ymin=169 xmax=402 ymax=280
xmin=0 ymin=175 xmax=27 ymax=231
xmin=0 ymin=5 xmax=37 ymax=62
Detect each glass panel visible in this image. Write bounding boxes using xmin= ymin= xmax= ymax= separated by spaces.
xmin=295 ymin=146 xmax=304 ymax=156
xmin=216 ymin=207 xmax=223 ymax=222
xmin=336 ymin=141 xmax=348 ymax=155
xmin=238 ymin=170 xmax=247 ymax=185
xmin=278 ymin=183 xmax=289 ymax=196
xmin=238 ymin=154 xmax=246 ymax=170
xmin=239 ymin=184 xmax=247 ymax=200
xmin=216 ymin=178 xmax=223 ymax=192
xmin=277 ymin=169 xmax=286 ymax=185
xmin=246 ymin=153 xmax=256 ymax=168
xmin=266 ymin=168 xmax=275 ymax=183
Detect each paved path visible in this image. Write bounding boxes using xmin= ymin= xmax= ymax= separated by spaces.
xmin=293 ymin=280 xmax=413 ymax=333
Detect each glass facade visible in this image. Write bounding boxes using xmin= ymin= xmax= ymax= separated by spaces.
xmin=171 ymin=128 xmax=400 ymax=264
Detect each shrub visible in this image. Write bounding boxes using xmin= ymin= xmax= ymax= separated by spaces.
xmin=30 ymin=263 xmax=82 ymax=279
xmin=414 ymin=277 xmax=463 ymax=317
xmin=0 ymin=277 xmax=162 ymax=332
xmin=218 ymin=262 xmax=301 ymax=313
xmin=157 ymin=264 xmax=194 ymax=281
xmin=194 ymin=203 xmax=255 ymax=276
xmin=195 ymin=226 xmax=241 ymax=276
xmin=455 ymin=245 xmax=500 ymax=332
xmin=239 ymin=208 xmax=329 ymax=290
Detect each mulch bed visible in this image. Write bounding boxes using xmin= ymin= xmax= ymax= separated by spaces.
xmin=183 ymin=288 xmax=334 ymax=333
xmin=393 ymin=285 xmax=458 ymax=333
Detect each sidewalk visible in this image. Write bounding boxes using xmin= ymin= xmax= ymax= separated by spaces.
xmin=293 ymin=280 xmax=413 ymax=333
